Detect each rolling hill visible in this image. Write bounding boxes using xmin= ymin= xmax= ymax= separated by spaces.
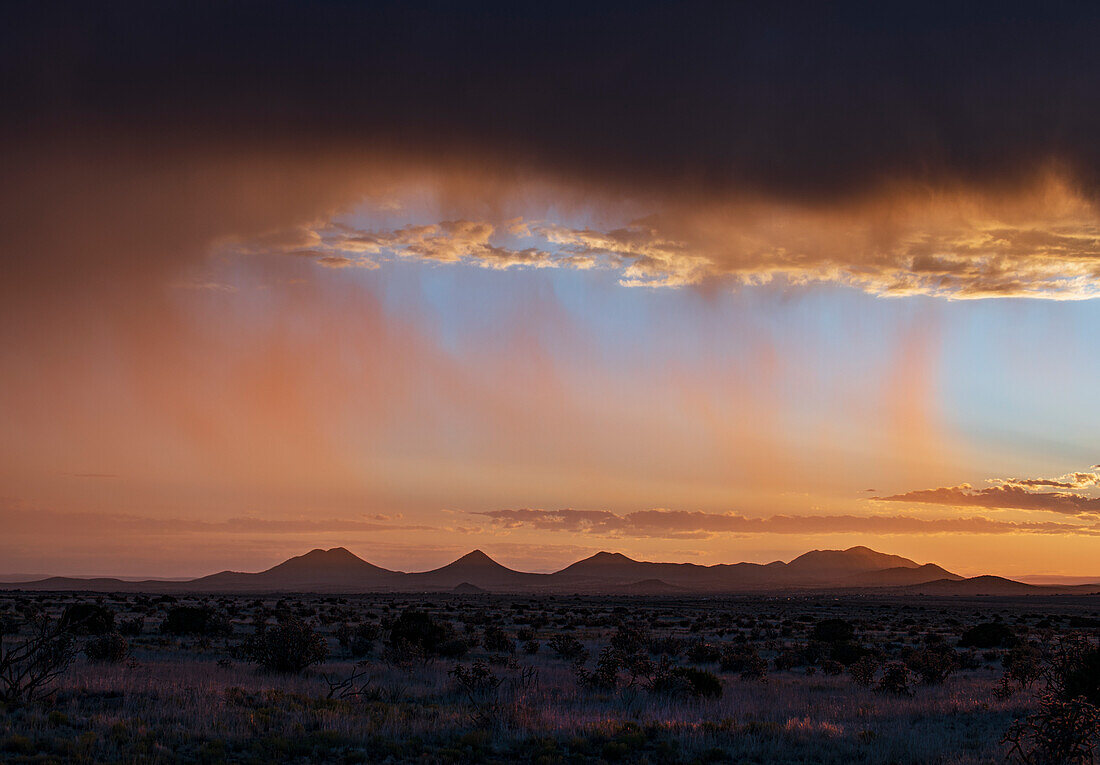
xmin=4 ymin=545 xmax=1093 ymax=595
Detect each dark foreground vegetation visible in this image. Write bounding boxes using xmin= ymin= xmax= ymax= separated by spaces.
xmin=2 ymin=591 xmax=1099 ymax=763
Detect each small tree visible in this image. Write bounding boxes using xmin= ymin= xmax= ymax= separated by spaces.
xmin=0 ymin=616 xmax=78 ymax=706
xmin=241 ymin=615 xmax=328 ymax=673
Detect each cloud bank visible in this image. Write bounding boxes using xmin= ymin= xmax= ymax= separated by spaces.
xmin=5 ymin=2 xmax=1100 ymax=301
xmin=252 ymin=188 xmax=1100 ymax=298
xmin=873 ymin=468 xmax=1100 ymax=516
xmin=477 ymin=508 xmax=1100 ymax=540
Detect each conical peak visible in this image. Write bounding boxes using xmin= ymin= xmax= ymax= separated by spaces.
xmin=455 ymin=549 xmax=498 ymax=565
xmin=300 ymin=547 xmax=358 ymax=560
xmin=592 ymin=551 xmax=633 ymax=562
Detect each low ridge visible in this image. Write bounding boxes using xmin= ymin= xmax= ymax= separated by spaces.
xmin=11 ymin=544 xmax=1078 ymax=596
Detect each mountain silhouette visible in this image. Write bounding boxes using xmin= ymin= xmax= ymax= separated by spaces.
xmin=188 ymin=547 xmax=401 ymax=593
xmin=4 ymin=545 xmax=1095 ymax=595
xmin=843 ymin=563 xmax=963 ymax=587
xmin=899 ymin=575 xmax=1051 ymax=596
xmin=404 ymin=549 xmax=548 ymax=590
xmin=785 ymin=546 xmax=919 ymax=576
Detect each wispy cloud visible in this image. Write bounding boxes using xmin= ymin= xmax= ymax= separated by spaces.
xmin=992 ymin=472 xmax=1100 ymax=490
xmin=476 ymin=507 xmax=1100 ymax=539
xmin=873 ymin=467 xmax=1100 ymax=516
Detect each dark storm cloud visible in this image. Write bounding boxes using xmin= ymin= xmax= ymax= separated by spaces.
xmin=5 ymin=1 xmax=1100 ymax=199
xmin=4 ymin=1 xmax=1100 ymax=302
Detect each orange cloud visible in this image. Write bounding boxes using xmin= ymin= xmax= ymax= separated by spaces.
xmin=873 ymin=468 xmax=1100 ymax=515
xmin=216 ymin=170 xmax=1100 ymax=300
xmin=477 ymin=507 xmax=1100 ymax=538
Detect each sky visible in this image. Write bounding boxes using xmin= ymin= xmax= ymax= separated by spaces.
xmin=2 ymin=1 xmax=1099 ymax=578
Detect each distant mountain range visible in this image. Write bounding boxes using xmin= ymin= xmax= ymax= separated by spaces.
xmin=3 ymin=546 xmax=1099 ymax=595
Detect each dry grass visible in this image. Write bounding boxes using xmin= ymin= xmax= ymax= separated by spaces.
xmin=1 ymin=591 xmax=1096 ymax=762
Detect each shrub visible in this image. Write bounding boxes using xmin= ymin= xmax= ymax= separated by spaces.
xmin=609 ymin=624 xmax=650 ymax=658
xmin=774 ymin=648 xmax=804 ymax=671
xmin=720 ymin=645 xmax=767 ymax=681
xmin=850 ymin=655 xmax=881 ymax=687
xmin=647 ymin=656 xmax=691 ymax=697
xmin=60 ymin=604 xmax=114 ymax=636
xmin=1004 ymin=692 xmax=1100 ymax=765
xmin=436 ymin=636 xmax=471 ymax=659
xmin=336 ymin=622 xmax=379 ymax=657
xmin=483 ymin=625 xmax=514 ymax=654
xmin=1040 ymin=634 xmax=1098 ymax=701
xmin=677 ymin=666 xmax=723 ymax=699
xmin=586 ymin=646 xmax=628 ymax=690
xmin=161 ymin=606 xmax=231 ymax=636
xmin=450 ymin=659 xmax=503 ymax=711
xmin=241 ymin=615 xmax=328 ymax=673
xmin=960 ymin=621 xmax=1016 ymax=649
xmin=957 ymin=649 xmax=982 ymax=670
xmin=571 ymin=627 xmax=663 ymax=692
xmin=1004 ymin=643 xmax=1043 ymax=690
xmin=822 ymin=659 xmax=843 ymax=676
xmin=117 ymin=617 xmax=144 ymax=637
xmin=548 ymin=634 xmax=588 ymax=661
xmin=649 ymin=635 xmax=684 ymax=657
xmin=829 ymin=640 xmax=873 ymax=666
xmin=387 ymin=609 xmax=454 ymax=657
xmin=906 ymin=643 xmax=958 ymax=685
xmin=576 ymin=636 xmax=655 ymax=691
xmin=877 ymin=661 xmax=912 ymax=696
xmin=1063 ymin=646 xmax=1100 ymax=706
xmin=647 ymin=657 xmax=722 ymax=699
xmin=0 ymin=615 xmax=78 ymax=705
xmin=686 ymin=641 xmax=722 ymax=664
xmin=607 ymin=626 xmax=654 ymax=684
xmin=84 ymin=632 xmax=129 ymax=663
xmin=812 ymin=618 xmax=855 ymax=643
